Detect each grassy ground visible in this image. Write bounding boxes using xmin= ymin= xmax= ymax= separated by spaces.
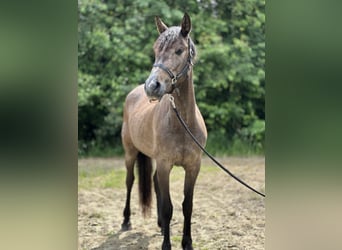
xmin=79 ymin=160 xmax=221 ymax=190
xmin=78 ymin=156 xmax=265 ymax=250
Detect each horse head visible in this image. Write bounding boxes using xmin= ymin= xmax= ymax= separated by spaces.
xmin=144 ymin=13 xmax=196 ymax=101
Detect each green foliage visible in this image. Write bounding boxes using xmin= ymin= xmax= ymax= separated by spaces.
xmin=78 ymin=0 xmax=265 ymax=156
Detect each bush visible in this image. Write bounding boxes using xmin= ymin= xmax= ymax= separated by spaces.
xmin=78 ymin=0 xmax=265 ymax=156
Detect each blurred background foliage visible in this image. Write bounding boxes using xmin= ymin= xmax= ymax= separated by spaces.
xmin=78 ymin=0 xmax=265 ymax=156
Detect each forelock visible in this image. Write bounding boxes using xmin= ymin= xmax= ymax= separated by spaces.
xmin=154 ymin=27 xmax=181 ymax=51
xmin=153 ymin=26 xmax=197 ymax=62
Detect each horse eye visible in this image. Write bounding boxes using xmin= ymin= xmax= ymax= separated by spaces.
xmin=175 ymin=49 xmax=183 ymax=55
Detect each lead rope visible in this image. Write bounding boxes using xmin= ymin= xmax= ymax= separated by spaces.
xmin=169 ymin=95 xmax=265 ymax=198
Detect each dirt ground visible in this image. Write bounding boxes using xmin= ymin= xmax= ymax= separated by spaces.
xmin=78 ymin=157 xmax=265 ymax=250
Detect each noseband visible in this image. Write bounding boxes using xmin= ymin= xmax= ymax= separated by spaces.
xmin=153 ymin=38 xmax=194 ymax=92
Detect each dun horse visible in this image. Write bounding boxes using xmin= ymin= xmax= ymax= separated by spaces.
xmin=121 ymin=13 xmax=207 ymax=250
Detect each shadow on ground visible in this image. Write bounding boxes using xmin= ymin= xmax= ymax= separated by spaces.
xmin=92 ymin=229 xmax=158 ymax=250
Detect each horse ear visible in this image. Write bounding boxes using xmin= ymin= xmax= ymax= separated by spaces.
xmin=155 ymin=16 xmax=168 ymax=34
xmin=180 ymin=13 xmax=191 ymax=37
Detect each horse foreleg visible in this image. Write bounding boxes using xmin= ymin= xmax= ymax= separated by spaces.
xmin=156 ymin=163 xmax=173 ymax=250
xmin=153 ymin=171 xmax=162 ymax=230
xmin=121 ymin=155 xmax=136 ymax=231
xmin=182 ymin=165 xmax=200 ymax=250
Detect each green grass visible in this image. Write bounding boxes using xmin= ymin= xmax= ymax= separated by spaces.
xmin=78 ymin=168 xmax=126 ymax=189
xmin=171 ymin=235 xmax=182 ymax=243
xmin=205 ymin=133 xmax=264 ymax=156
xmin=78 ymin=163 xmax=220 ymax=191
xmin=78 ymin=145 xmax=124 ymax=158
xmin=199 ymin=164 xmax=221 ymax=174
xmin=79 ymin=135 xmax=264 ymax=158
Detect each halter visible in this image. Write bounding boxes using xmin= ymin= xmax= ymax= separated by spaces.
xmin=152 ymin=38 xmax=194 ymax=92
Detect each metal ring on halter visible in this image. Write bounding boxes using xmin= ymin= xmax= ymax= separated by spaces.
xmin=169 ymin=94 xmax=175 ymax=109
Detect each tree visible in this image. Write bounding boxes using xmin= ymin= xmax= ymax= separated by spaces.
xmin=78 ymin=0 xmax=265 ymax=155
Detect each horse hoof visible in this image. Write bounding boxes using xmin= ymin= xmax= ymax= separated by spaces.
xmin=182 ymin=245 xmax=193 ymax=250
xmin=121 ymin=222 xmax=132 ymax=231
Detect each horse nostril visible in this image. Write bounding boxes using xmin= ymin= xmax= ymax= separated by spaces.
xmin=149 ymin=80 xmax=160 ymax=91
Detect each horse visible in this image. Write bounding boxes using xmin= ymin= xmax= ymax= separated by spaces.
xmin=121 ymin=13 xmax=207 ymax=250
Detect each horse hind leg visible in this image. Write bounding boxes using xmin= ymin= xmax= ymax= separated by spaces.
xmin=121 ymin=149 xmax=137 ymax=231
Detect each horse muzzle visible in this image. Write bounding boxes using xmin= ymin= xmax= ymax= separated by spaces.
xmin=144 ymin=76 xmax=166 ymax=101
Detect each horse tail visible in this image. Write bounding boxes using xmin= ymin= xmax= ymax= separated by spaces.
xmin=136 ymin=152 xmax=152 ymax=217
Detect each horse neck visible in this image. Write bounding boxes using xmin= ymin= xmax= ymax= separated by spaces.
xmin=172 ymin=70 xmax=197 ymax=124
